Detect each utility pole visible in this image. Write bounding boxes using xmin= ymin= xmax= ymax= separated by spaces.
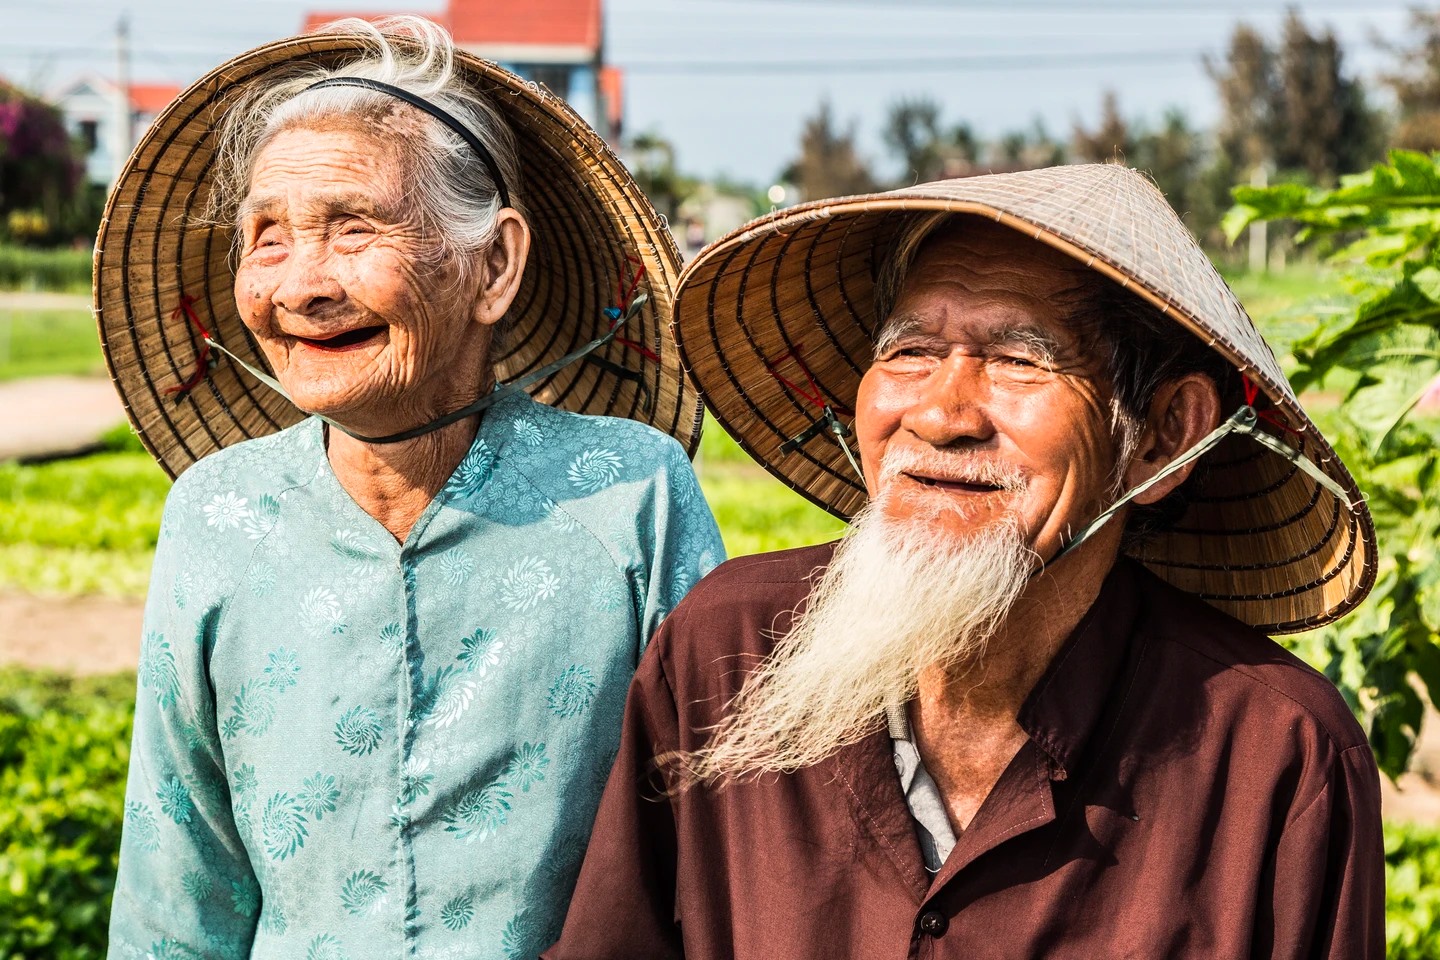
xmin=113 ymin=13 xmax=131 ymax=186
xmin=1248 ymin=162 xmax=1269 ymax=275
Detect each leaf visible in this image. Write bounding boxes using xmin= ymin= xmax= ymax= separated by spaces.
xmin=1414 ymin=266 xmax=1440 ymax=303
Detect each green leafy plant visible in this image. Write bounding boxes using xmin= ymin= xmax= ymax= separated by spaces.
xmin=0 ymin=668 xmax=134 ymax=958
xmin=0 ymin=245 xmax=93 ymax=291
xmin=1386 ymin=821 xmax=1440 ymax=959
xmin=1227 ymin=150 xmax=1440 ymax=776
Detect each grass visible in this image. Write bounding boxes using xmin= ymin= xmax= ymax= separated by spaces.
xmin=1223 ymin=264 xmax=1348 ymax=371
xmin=0 ymin=308 xmax=103 ymax=382
xmin=0 ymin=449 xmax=168 ymax=597
xmin=0 ymin=245 xmax=93 ymax=293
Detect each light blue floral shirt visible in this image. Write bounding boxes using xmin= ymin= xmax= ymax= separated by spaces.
xmin=108 ymin=390 xmax=724 ymax=960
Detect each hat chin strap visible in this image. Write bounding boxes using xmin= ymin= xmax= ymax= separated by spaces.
xmin=203 ymin=292 xmax=648 ymax=445
xmin=1042 ymin=404 xmax=1355 ymax=569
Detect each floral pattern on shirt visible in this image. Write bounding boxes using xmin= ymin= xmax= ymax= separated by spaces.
xmin=109 ymin=391 xmax=724 ymax=959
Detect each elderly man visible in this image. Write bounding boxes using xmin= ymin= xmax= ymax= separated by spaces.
xmin=545 ymin=166 xmax=1383 ymax=959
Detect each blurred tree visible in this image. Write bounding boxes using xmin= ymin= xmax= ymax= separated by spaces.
xmin=1381 ymin=9 xmax=1440 ymax=153
xmin=1135 ymin=108 xmax=1202 ymax=222
xmin=783 ymin=99 xmax=877 ymax=201
xmin=1272 ymin=10 xmax=1382 ymax=184
xmin=881 ymin=97 xmax=984 ymax=185
xmin=1207 ymin=14 xmax=1381 ymax=186
xmin=1072 ymin=90 xmax=1135 ymax=164
xmin=883 ymin=96 xmax=944 ymax=183
xmin=1207 ymin=23 xmax=1277 ymax=175
xmin=0 ymin=81 xmax=81 ymax=244
xmin=988 ymin=119 xmax=1065 ymax=171
xmin=626 ymin=130 xmax=695 ymax=223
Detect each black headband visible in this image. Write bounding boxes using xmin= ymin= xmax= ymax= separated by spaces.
xmin=304 ymin=76 xmax=512 ymax=210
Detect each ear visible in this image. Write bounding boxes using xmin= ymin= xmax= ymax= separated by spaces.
xmin=1123 ymin=373 xmax=1223 ymax=505
xmin=472 ymin=208 xmax=531 ymax=327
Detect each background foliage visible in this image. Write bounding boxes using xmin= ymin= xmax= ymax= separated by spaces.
xmin=0 ymin=669 xmax=133 ymax=959
xmin=1228 ymin=150 xmax=1440 ymax=778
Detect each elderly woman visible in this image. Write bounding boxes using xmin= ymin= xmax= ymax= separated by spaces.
xmin=97 ymin=17 xmax=723 ymax=959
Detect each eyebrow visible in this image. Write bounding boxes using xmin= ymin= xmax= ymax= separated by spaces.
xmin=873 ymin=314 xmax=1064 ymax=363
xmin=236 ymin=190 xmax=401 ymax=225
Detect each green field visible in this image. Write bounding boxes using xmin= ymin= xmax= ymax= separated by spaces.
xmin=0 ymin=308 xmax=103 ymax=381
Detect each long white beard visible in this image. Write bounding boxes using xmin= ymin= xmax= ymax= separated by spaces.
xmin=678 ymin=500 xmax=1036 ymax=786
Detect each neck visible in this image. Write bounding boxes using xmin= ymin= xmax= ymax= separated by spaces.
xmin=327 ymin=414 xmax=481 ymax=542
xmin=909 ymin=534 xmax=1119 ymax=831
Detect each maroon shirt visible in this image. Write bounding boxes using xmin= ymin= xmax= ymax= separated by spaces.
xmin=546 ymin=545 xmax=1384 ymax=960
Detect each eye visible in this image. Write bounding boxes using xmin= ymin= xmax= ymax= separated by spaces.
xmin=337 ymin=218 xmax=377 ymax=237
xmin=246 ymin=223 xmax=287 ymax=257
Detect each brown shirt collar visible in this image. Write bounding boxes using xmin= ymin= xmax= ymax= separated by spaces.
xmin=1015 ymin=558 xmax=1142 ymax=782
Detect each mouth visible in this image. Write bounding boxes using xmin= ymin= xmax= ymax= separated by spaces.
xmin=292 ymin=325 xmax=387 ymax=352
xmin=907 ymin=473 xmax=1007 ymax=495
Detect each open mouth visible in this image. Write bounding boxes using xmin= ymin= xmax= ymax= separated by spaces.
xmin=909 ymin=474 xmax=1006 ymax=494
xmin=295 ymin=325 xmax=386 ymax=351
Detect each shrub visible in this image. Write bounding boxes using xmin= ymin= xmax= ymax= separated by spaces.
xmin=0 ymin=669 xmax=134 ymax=958
xmin=0 ymin=244 xmax=92 ymax=292
xmin=1386 ymin=821 xmax=1440 ymax=959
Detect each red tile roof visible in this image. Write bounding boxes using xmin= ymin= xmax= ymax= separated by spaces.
xmin=598 ymin=64 xmax=622 ymax=132
xmin=448 ymin=0 xmax=600 ymax=51
xmin=302 ymin=10 xmax=446 ymax=34
xmin=128 ymin=83 xmax=180 ymax=114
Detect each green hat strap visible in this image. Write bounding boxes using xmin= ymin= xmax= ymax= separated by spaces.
xmin=1046 ymin=402 xmax=1354 ymax=567
xmin=166 ymin=290 xmax=650 ymax=446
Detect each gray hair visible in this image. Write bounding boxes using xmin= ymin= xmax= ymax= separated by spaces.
xmin=208 ymin=15 xmax=525 ymax=308
xmin=869 ymin=212 xmax=1237 ymax=542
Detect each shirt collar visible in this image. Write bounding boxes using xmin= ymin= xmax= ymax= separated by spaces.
xmin=1014 ymin=558 xmax=1142 ymax=782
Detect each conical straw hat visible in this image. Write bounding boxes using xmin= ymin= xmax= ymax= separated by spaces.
xmin=673 ymin=164 xmax=1376 ymax=633
xmin=95 ymin=30 xmax=700 ymax=479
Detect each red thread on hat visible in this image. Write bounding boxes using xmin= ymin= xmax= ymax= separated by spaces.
xmin=165 ymin=295 xmax=213 ymax=398
xmin=764 ymin=342 xmax=853 ymax=416
xmin=1242 ymin=374 xmax=1299 ymax=435
xmin=608 ymin=256 xmax=658 ymax=362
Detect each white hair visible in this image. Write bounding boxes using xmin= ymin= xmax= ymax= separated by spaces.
xmin=209 ymin=15 xmax=525 ymax=318
xmin=670 ymin=497 xmax=1036 ymax=786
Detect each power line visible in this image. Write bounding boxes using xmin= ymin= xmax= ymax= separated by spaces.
xmin=673 ymin=0 xmax=1414 ymax=10
xmin=623 ymin=47 xmax=1261 ymax=74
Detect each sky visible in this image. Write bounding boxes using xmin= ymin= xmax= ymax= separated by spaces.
xmin=0 ymin=0 xmax=1422 ymax=186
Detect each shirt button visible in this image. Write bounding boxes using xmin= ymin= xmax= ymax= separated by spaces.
xmin=918 ymin=910 xmax=948 ymax=937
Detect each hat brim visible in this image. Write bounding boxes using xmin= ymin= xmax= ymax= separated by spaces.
xmin=95 ymin=32 xmax=701 ymax=478
xmin=673 ymin=167 xmax=1376 ymax=633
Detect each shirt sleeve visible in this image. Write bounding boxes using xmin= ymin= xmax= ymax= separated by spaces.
xmin=543 ymin=625 xmax=686 ymax=960
xmin=107 ymin=489 xmax=260 ymax=959
xmin=634 ymin=438 xmax=725 ymax=650
xmin=1261 ymin=741 xmax=1385 ymax=960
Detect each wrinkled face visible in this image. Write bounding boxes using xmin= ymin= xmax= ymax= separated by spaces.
xmin=233 ymin=122 xmax=488 ymax=429
xmin=856 ymin=221 xmax=1122 ymax=560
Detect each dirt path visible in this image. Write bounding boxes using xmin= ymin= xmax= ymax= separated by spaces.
xmin=0 ymin=291 xmax=90 ymax=311
xmin=0 ymin=376 xmax=126 ymax=461
xmin=0 ymin=590 xmax=141 ymax=675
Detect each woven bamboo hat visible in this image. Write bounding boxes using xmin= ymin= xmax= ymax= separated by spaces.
xmin=673 ymin=164 xmax=1375 ymax=633
xmin=95 ymin=27 xmax=700 ymax=479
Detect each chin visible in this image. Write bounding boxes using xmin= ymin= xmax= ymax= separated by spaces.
xmin=280 ymin=377 xmax=389 ymax=422
xmin=879 ymin=489 xmax=1016 ymax=534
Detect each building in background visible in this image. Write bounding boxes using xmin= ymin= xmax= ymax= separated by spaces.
xmin=52 ymin=78 xmax=178 ymax=186
xmin=302 ymin=0 xmax=622 ymax=143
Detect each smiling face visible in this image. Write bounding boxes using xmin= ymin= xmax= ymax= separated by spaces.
xmin=233 ymin=121 xmax=493 ymax=434
xmin=856 ymin=219 xmax=1124 ymax=561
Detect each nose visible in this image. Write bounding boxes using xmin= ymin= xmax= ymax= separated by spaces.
xmin=272 ymin=242 xmax=345 ymax=316
xmin=899 ymin=353 xmax=995 ymax=448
